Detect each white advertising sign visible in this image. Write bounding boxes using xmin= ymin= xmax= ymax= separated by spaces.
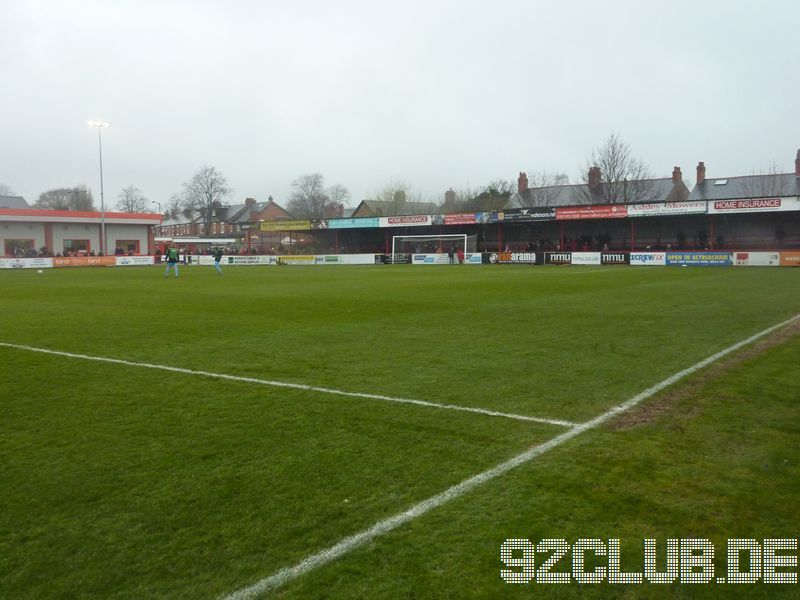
xmin=115 ymin=256 xmax=155 ymax=266
xmin=410 ymin=253 xmax=481 ymax=265
xmin=0 ymin=257 xmax=54 ymax=269
xmin=708 ymin=197 xmax=800 ymax=214
xmin=732 ymin=252 xmax=781 ymax=266
xmin=570 ymin=252 xmax=601 ymax=265
xmin=627 ymin=201 xmax=707 ymax=217
xmin=379 ymin=215 xmax=432 ymax=227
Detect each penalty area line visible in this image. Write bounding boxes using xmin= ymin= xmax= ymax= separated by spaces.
xmin=220 ymin=312 xmax=800 ymax=600
xmin=0 ymin=342 xmax=575 ymax=427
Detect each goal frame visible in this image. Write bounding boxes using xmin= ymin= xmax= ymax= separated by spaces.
xmin=391 ymin=234 xmax=473 ymax=261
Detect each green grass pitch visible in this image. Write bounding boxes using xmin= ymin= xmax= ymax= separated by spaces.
xmin=1 ymin=264 xmax=799 ymax=598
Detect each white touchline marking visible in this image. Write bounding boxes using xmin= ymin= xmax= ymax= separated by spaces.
xmin=221 ymin=312 xmax=800 ymax=599
xmin=0 ymin=342 xmax=575 ymax=428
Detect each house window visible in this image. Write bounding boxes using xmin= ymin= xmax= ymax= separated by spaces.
xmin=5 ymin=239 xmax=35 ymax=256
xmin=63 ymin=239 xmax=90 ymax=255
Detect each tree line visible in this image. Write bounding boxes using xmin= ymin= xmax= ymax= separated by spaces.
xmin=3 ymin=133 xmax=736 ymax=219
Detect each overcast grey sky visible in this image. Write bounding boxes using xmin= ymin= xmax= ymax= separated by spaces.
xmin=2 ymin=0 xmax=798 ymax=210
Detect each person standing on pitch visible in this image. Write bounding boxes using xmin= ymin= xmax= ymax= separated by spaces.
xmin=164 ymin=244 xmax=180 ymax=277
xmin=212 ymin=246 xmax=224 ymax=275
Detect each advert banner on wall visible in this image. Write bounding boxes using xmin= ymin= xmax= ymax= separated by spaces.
xmin=733 ymin=252 xmax=780 ymax=267
xmin=708 ymin=197 xmax=800 ymax=214
xmin=441 ymin=213 xmax=482 ymax=225
xmin=666 ymin=252 xmax=733 ymax=266
xmin=556 ymin=205 xmax=628 ymax=220
xmin=627 ymin=201 xmax=707 ymax=217
xmin=493 ymin=208 xmax=557 ymax=222
xmin=379 ymin=215 xmax=432 ymax=227
xmin=259 ymin=220 xmax=311 ymax=231
xmin=0 ymin=257 xmax=54 ymax=269
xmin=327 ymin=217 xmax=380 ymax=229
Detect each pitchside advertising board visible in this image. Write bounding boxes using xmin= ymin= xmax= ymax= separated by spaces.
xmin=490 ymin=252 xmax=629 ymax=265
xmin=630 ymin=252 xmax=666 ymax=266
xmin=411 ymin=253 xmax=482 ymax=265
xmin=193 ymin=254 xmax=377 ymax=266
xmin=733 ymin=252 xmax=780 ymax=267
xmin=0 ymin=257 xmax=54 ymax=269
xmin=666 ymin=252 xmax=733 ymax=266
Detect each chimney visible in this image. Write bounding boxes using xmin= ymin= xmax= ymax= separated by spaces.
xmin=795 ymin=149 xmax=800 ymax=176
xmin=672 ymin=166 xmax=682 ymax=184
xmin=517 ymin=172 xmax=529 ymax=193
xmin=393 ymin=190 xmax=406 ymax=204
xmin=245 ymin=197 xmax=256 ymax=207
xmin=444 ymin=188 xmax=456 ymax=205
xmin=696 ymin=162 xmax=706 ymax=185
xmin=588 ymin=166 xmax=602 ymax=190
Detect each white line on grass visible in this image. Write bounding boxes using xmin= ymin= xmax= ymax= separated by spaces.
xmin=0 ymin=342 xmax=576 ymax=428
xmin=221 ymin=312 xmax=800 ymax=599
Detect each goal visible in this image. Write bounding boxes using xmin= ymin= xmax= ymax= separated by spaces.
xmin=391 ymin=234 xmax=477 ymax=260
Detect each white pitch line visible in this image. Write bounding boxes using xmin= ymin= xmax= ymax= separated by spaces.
xmin=0 ymin=342 xmax=575 ymax=428
xmin=221 ymin=312 xmax=800 ymax=600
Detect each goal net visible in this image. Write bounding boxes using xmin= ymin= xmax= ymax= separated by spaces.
xmin=391 ymin=234 xmax=477 ymax=260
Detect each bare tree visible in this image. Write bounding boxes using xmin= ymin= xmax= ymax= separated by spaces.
xmin=517 ymin=171 xmax=570 ymax=207
xmin=740 ymin=160 xmax=789 ymax=198
xmin=287 ymin=173 xmax=350 ymax=219
xmin=164 ymin=194 xmax=183 ymax=220
xmin=579 ymin=133 xmax=654 ymax=204
xmin=116 ymin=185 xmax=148 ymax=213
xmin=0 ymin=183 xmax=15 ymax=196
xmin=34 ymin=185 xmax=95 ymax=210
xmin=182 ymin=166 xmax=232 ymax=233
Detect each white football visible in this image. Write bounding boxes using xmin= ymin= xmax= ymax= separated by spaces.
xmin=37 ymin=269 xmax=43 ymax=273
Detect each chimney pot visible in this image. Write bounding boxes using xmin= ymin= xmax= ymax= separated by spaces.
xmin=245 ymin=197 xmax=256 ymax=206
xmin=672 ymin=166 xmax=682 ymax=184
xmin=696 ymin=161 xmax=706 ymax=185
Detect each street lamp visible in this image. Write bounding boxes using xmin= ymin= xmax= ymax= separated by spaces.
xmin=88 ymin=120 xmax=110 ymax=255
xmin=152 ymin=200 xmax=162 ymax=216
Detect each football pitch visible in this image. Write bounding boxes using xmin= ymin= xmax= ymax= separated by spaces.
xmin=1 ymin=264 xmax=799 ymax=598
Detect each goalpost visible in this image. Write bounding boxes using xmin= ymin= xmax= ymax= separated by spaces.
xmin=391 ymin=234 xmax=477 ymax=262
